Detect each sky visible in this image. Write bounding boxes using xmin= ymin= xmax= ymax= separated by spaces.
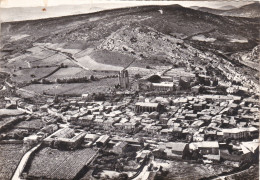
xmin=0 ymin=0 xmax=255 ymax=8
xmin=0 ymin=0 xmax=256 ymax=22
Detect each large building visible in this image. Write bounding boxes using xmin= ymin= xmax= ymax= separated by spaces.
xmin=135 ymin=102 xmax=162 ymax=113
xmin=43 ymin=128 xmax=86 ymax=150
xmin=151 ymin=82 xmax=175 ymax=91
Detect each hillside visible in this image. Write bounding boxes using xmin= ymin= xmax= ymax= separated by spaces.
xmin=1 ymin=5 xmax=259 ymax=54
xmin=0 ymin=4 xmax=259 ymax=91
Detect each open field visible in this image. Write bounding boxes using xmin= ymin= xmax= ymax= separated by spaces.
xmin=0 ymin=144 xmax=27 ymax=180
xmin=47 ymin=67 xmax=118 ymax=81
xmin=28 ymin=147 xmax=96 ymax=180
xmin=11 ymin=67 xmax=57 ymax=83
xmin=23 ymin=77 xmax=118 ymax=95
xmin=29 ymin=54 xmax=68 ymax=67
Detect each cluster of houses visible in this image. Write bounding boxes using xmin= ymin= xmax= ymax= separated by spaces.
xmin=17 ymin=88 xmax=256 ymax=165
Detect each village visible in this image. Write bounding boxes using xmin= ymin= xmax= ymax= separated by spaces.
xmin=0 ymin=58 xmax=259 ymax=180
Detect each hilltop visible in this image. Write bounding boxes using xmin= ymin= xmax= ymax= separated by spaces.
xmin=196 ymin=2 xmax=260 ymax=18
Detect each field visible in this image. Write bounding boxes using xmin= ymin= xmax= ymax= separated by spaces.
xmin=90 ymin=49 xmax=145 ymax=68
xmin=46 ymin=67 xmax=117 ymax=81
xmin=0 ymin=144 xmax=27 ymax=180
xmin=75 ymin=48 xmax=123 ymax=71
xmin=28 ymin=147 xmax=96 ymax=180
xmin=11 ymin=67 xmax=57 ymax=83
xmin=23 ymin=77 xmax=118 ymax=95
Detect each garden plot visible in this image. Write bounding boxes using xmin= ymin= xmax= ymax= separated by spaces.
xmin=0 ymin=144 xmax=27 ymax=180
xmin=28 ymin=147 xmax=96 ymax=180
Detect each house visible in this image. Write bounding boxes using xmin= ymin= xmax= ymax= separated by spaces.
xmin=96 ymin=135 xmax=110 ymax=147
xmin=222 ymin=128 xmax=248 ymax=140
xmin=193 ymin=133 xmax=205 ymax=142
xmin=23 ymin=134 xmax=41 ymax=147
xmin=172 ymin=97 xmax=188 ymax=106
xmin=160 ymin=128 xmax=173 ymax=136
xmin=189 ymin=141 xmax=220 ymax=161
xmin=41 ymin=124 xmax=58 ymax=134
xmin=113 ymin=141 xmax=128 ymax=154
xmin=124 ymin=122 xmax=138 ymax=130
xmin=191 ymin=120 xmax=205 ymax=127
xmin=40 ymin=104 xmax=49 ymax=112
xmin=158 ymin=142 xmax=189 ymax=159
xmin=94 ymin=118 xmax=104 ymax=126
xmin=84 ymin=134 xmax=99 ymax=147
xmin=185 ymin=114 xmax=197 ymax=120
xmin=136 ymin=150 xmax=151 ymax=162
xmin=144 ymin=125 xmax=162 ymax=134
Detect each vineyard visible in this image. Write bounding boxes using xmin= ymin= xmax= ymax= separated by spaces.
xmin=28 ymin=147 xmax=96 ymax=179
xmin=0 ymin=144 xmax=27 ymax=180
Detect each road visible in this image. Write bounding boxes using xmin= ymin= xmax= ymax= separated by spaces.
xmin=12 ymin=144 xmax=41 ymax=180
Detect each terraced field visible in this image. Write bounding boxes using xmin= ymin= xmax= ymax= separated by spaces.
xmin=28 ymin=147 xmax=96 ymax=179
